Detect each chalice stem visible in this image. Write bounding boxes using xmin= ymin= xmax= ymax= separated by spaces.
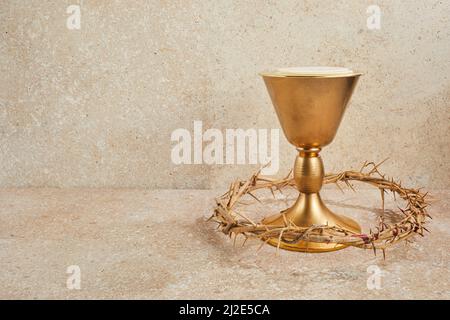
xmin=263 ymin=148 xmax=361 ymax=252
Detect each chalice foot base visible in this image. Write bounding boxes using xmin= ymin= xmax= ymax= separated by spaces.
xmin=264 ymin=238 xmax=347 ymax=253
xmin=262 ymin=193 xmax=361 ymax=253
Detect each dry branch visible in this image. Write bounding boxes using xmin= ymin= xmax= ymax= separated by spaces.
xmin=209 ymin=161 xmax=431 ymax=253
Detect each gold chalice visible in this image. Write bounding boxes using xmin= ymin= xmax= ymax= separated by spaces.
xmin=261 ymin=67 xmax=362 ymax=252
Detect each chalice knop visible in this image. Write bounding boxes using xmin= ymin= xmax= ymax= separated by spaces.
xmin=261 ymin=67 xmax=362 ymax=252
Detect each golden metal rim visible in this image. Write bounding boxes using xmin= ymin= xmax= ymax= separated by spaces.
xmin=296 ymin=147 xmax=321 ymax=152
xmin=259 ymin=71 xmax=363 ymax=78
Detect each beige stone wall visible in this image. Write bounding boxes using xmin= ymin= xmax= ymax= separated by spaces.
xmin=1 ymin=0 xmax=449 ymax=188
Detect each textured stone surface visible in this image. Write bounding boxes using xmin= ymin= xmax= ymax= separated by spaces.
xmin=0 ymin=187 xmax=448 ymax=299
xmin=0 ymin=1 xmax=449 ymax=188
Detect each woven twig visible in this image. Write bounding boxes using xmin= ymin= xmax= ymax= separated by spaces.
xmin=210 ymin=160 xmax=431 ymax=255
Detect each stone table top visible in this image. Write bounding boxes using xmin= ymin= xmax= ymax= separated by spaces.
xmin=0 ymin=188 xmax=448 ymax=299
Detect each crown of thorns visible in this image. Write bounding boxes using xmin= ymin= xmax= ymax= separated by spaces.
xmin=210 ymin=161 xmax=431 ymax=257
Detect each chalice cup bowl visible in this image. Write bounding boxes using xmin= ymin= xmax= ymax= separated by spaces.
xmin=261 ymin=67 xmax=362 ymax=253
